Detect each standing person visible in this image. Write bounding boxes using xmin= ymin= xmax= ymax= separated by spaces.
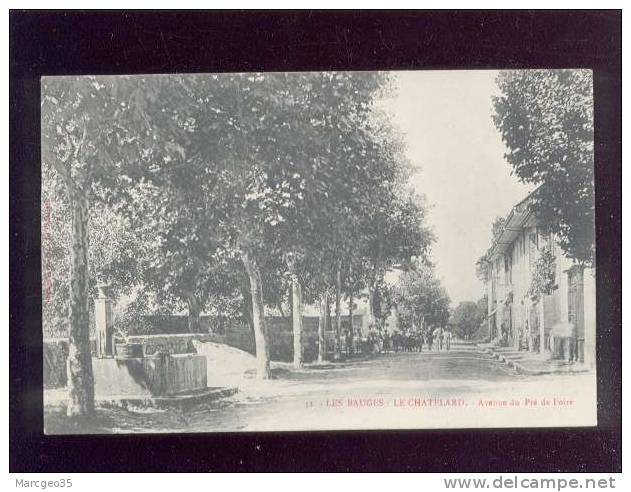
xmin=345 ymin=326 xmax=353 ymax=356
xmin=427 ymin=330 xmax=434 ymax=351
xmin=383 ymin=331 xmax=391 ymax=353
xmin=444 ymin=329 xmax=452 ymax=351
xmin=499 ymin=321 xmax=507 ymax=347
xmin=434 ymin=326 xmax=443 ymax=351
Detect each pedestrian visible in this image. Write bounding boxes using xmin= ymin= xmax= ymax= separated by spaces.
xmin=345 ymin=328 xmax=353 ymax=355
xmin=499 ymin=321 xmax=508 ymax=347
xmin=444 ymin=330 xmax=452 ymax=351
xmin=434 ymin=326 xmax=443 ymax=351
xmin=427 ymin=331 xmax=433 ymax=351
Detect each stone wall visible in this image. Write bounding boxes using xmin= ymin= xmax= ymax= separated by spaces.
xmin=43 ymin=314 xmax=367 ymax=390
xmin=135 ymin=314 xmax=366 ymax=363
xmin=163 ymin=354 xmax=207 ymax=395
xmin=44 ymin=337 xmax=208 ymax=393
xmin=126 ymin=333 xmax=215 ymax=356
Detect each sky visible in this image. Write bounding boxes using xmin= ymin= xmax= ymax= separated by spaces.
xmin=384 ymin=70 xmax=532 ymax=305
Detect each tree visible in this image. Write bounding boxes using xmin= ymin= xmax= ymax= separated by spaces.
xmin=528 ymin=243 xmax=558 ymax=302
xmin=361 ymin=190 xmax=434 ymax=326
xmin=452 ymin=301 xmax=483 ymax=340
xmin=42 ymin=163 xmax=145 ymax=339
xmin=476 ymin=294 xmax=488 ymax=320
xmin=42 ymin=74 xmax=204 ymax=413
xmin=42 ymin=71 xmax=436 ymax=390
xmin=493 ymin=69 xmax=594 ymax=266
xmin=392 ymin=264 xmax=451 ymax=332
xmin=188 ymin=72 xmax=389 ymax=375
xmin=250 ymin=71 xmax=395 ymax=365
xmin=42 ymin=76 xmax=135 ymax=417
xmin=120 ymin=177 xmax=244 ymax=334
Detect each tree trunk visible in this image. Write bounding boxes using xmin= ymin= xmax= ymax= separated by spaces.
xmin=186 ymin=293 xmax=201 ymax=333
xmin=348 ymin=289 xmax=354 ymax=354
xmin=538 ymin=299 xmax=546 ymax=355
xmin=241 ymin=250 xmax=271 ymax=379
xmin=374 ymin=287 xmax=382 ymax=325
xmin=368 ymin=285 xmax=376 ymax=326
xmin=291 ymin=274 xmax=304 ymax=368
xmin=317 ymin=294 xmax=327 ymax=363
xmin=325 ymin=291 xmax=332 ymax=332
xmin=334 ymin=262 xmax=342 ymax=360
xmin=66 ymin=191 xmax=95 ymax=417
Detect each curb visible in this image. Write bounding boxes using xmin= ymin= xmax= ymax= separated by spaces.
xmin=45 ymin=387 xmax=240 ymax=411
xmin=475 ymin=343 xmax=588 ymax=376
xmin=98 ymin=387 xmax=239 ymax=409
xmin=476 ymin=344 xmax=547 ymax=375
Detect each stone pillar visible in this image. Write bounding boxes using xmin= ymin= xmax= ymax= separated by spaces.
xmin=573 ymin=266 xmax=586 ymax=363
xmin=556 ymin=256 xmax=571 ymax=360
xmin=538 ymin=299 xmax=546 ymax=355
xmin=95 ymin=283 xmax=115 ymax=358
xmin=583 ymin=267 xmax=597 ymax=369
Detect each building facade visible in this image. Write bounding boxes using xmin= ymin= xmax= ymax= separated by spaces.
xmin=482 ymin=194 xmax=596 ymax=369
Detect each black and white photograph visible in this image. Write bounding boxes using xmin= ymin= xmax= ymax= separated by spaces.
xmin=9 ymin=9 xmax=621 ymax=474
xmin=40 ymin=68 xmax=598 ymax=434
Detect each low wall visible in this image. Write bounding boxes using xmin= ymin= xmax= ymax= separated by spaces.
xmin=92 ymin=354 xmax=207 ymax=397
xmin=164 ymin=354 xmax=207 ymax=394
xmin=135 ymin=315 xmax=366 ymax=363
xmin=127 ymin=333 xmax=215 ymax=356
xmin=44 ymin=314 xmax=367 ymax=388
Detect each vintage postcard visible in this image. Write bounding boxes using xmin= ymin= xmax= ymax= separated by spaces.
xmin=41 ymin=69 xmax=597 ymax=434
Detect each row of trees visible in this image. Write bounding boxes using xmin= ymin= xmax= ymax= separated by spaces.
xmin=42 ymin=72 xmax=438 ymax=417
xmin=390 ymin=261 xmax=451 ymax=332
xmin=389 ymin=260 xmax=486 ymax=341
xmin=451 ymin=297 xmax=487 ymax=341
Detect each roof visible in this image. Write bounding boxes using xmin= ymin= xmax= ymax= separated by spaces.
xmin=485 ymin=187 xmax=541 ymax=259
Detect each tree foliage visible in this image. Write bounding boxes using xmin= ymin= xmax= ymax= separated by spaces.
xmin=391 ymin=264 xmax=451 ymax=332
xmin=42 ymin=71 xmax=437 ymax=386
xmin=452 ymin=301 xmax=484 ymax=340
xmin=527 ymin=243 xmax=557 ymax=301
xmin=493 ymin=69 xmax=594 ymax=265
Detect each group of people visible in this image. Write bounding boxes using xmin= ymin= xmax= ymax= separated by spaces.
xmin=389 ymin=326 xmax=454 ymax=353
xmin=345 ymin=325 xmax=454 ymax=355
xmin=344 ymin=327 xmax=383 ymax=355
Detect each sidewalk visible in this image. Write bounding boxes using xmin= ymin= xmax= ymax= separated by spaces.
xmin=476 ymin=341 xmax=591 ymax=375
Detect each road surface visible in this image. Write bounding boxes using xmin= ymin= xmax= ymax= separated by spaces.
xmin=44 ymin=343 xmax=597 ymax=434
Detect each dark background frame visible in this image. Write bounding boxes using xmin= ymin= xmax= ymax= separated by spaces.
xmin=10 ymin=10 xmax=622 ymax=472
